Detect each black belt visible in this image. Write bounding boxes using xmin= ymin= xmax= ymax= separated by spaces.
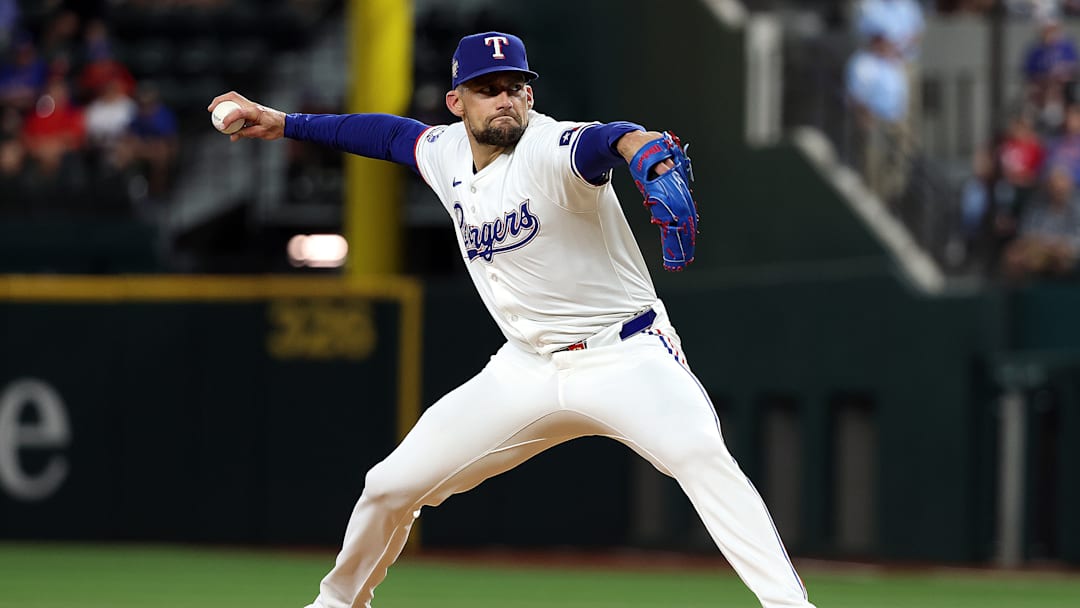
xmin=554 ymin=308 xmax=657 ymax=352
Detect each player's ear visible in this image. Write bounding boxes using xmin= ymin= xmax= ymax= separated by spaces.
xmin=526 ymin=85 xmax=534 ymax=109
xmin=446 ymin=89 xmax=465 ymax=118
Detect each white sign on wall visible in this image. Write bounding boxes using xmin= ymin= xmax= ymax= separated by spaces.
xmin=0 ymin=378 xmax=71 ymax=501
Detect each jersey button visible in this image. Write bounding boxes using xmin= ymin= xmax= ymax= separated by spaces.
xmin=510 ymin=314 xmax=519 ymax=322
xmin=470 ymin=186 xmax=477 ymax=193
xmin=490 ymin=274 xmax=499 ymax=282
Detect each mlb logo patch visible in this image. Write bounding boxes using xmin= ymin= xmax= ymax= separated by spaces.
xmin=559 ymin=127 xmax=579 ymax=147
xmin=427 ymin=126 xmax=447 ymax=143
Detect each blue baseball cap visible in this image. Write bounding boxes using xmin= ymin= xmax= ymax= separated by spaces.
xmin=451 ymin=32 xmax=539 ymax=89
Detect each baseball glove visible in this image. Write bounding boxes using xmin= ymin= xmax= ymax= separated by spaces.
xmin=628 ymin=131 xmax=698 ymax=271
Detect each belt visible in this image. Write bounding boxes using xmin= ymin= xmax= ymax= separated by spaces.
xmin=553 ymin=307 xmax=657 ymax=353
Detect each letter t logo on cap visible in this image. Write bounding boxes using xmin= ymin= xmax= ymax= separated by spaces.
xmin=485 ymin=36 xmax=509 ymax=59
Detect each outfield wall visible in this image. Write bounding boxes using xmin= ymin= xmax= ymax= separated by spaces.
xmin=4 ymin=275 xmax=1080 ymax=565
xmin=0 ymin=276 xmax=418 ymax=545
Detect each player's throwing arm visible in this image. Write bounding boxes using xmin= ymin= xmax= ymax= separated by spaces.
xmin=207 ymin=92 xmax=286 ymax=142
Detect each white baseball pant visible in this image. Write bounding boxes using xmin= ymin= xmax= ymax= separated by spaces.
xmin=307 ymin=301 xmax=815 ymax=608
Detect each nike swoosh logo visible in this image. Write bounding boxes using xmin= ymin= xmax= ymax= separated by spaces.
xmin=452 ymin=178 xmax=462 ymax=187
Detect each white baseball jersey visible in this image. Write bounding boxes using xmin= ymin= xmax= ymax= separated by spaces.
xmin=414 ymin=111 xmax=657 ymax=353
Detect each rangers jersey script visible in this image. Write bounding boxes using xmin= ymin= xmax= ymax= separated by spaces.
xmin=415 ymin=111 xmax=658 ymax=353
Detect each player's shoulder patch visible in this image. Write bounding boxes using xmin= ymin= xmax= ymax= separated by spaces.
xmin=559 ymin=126 xmax=581 ymax=147
xmin=425 ymin=125 xmax=448 ymax=143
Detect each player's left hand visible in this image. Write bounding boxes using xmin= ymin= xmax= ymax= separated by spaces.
xmin=627 ymin=131 xmax=698 ymax=271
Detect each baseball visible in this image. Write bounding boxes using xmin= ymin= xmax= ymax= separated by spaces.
xmin=211 ymin=100 xmax=245 ymax=135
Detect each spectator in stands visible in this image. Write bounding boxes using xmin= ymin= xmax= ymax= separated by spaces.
xmin=856 ymin=0 xmax=924 ymax=62
xmin=86 ymin=76 xmax=136 ymax=163
xmin=81 ymin=18 xmax=112 ymax=65
xmin=40 ymin=10 xmax=80 ymax=66
xmin=960 ymin=146 xmax=1002 ymax=256
xmin=1023 ymin=14 xmax=1078 ymax=130
xmin=999 ymin=112 xmax=1046 ymax=221
xmin=1006 ymin=0 xmax=1080 ymax=17
xmin=847 ymin=33 xmax=908 ymax=128
xmin=855 ymin=0 xmax=924 ymax=150
xmin=21 ymin=78 xmax=85 ymax=176
xmin=77 ymin=21 xmax=135 ymax=101
xmin=128 ymin=84 xmax=178 ymax=196
xmin=846 ymin=30 xmax=909 ymax=202
xmin=1046 ymin=103 xmax=1080 ymax=185
xmin=0 ymin=0 xmax=17 ymax=51
xmin=38 ymin=10 xmax=80 ymax=97
xmin=0 ymin=132 xmax=21 ymax=172
xmin=0 ymin=34 xmax=47 ymax=111
xmin=1003 ymin=165 xmax=1080 ymax=278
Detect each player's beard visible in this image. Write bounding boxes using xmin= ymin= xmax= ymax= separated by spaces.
xmin=472 ymin=115 xmax=525 ymax=147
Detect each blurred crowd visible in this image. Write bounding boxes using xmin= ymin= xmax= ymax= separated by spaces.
xmin=7 ymin=0 xmax=1079 ymax=281
xmin=939 ymin=0 xmax=1080 ymax=15
xmin=960 ymin=12 xmax=1080 ymax=280
xmin=840 ymin=0 xmax=1080 ymax=280
xmin=0 ymin=1 xmax=178 ymax=219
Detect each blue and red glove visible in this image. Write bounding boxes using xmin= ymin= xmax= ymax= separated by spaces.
xmin=628 ymin=131 xmax=698 ymax=271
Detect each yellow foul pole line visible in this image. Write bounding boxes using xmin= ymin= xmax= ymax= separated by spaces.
xmin=345 ymin=0 xmax=413 ymax=276
xmin=343 ymin=0 xmax=423 ymax=551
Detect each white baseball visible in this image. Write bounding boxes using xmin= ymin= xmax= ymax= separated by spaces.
xmin=211 ymin=100 xmax=245 ymax=135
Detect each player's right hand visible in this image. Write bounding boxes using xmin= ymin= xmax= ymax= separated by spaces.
xmin=207 ymin=91 xmax=287 ymax=142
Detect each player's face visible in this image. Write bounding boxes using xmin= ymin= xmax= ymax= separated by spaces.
xmin=448 ymin=72 xmax=533 ymax=147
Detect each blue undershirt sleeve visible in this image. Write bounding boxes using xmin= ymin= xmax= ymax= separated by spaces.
xmin=284 ymin=113 xmax=430 ymax=174
xmin=573 ymin=121 xmax=645 ymax=185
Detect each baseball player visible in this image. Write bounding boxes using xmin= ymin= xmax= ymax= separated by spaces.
xmin=209 ymin=31 xmax=815 ymax=608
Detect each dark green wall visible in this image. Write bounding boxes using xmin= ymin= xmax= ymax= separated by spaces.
xmin=0 ymin=300 xmax=399 ymax=544
xmin=665 ymin=273 xmax=1004 ymax=560
xmin=0 ymin=220 xmax=160 ymax=273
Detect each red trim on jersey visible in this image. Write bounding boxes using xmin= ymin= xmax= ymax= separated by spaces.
xmin=414 ymin=126 xmax=436 ymax=186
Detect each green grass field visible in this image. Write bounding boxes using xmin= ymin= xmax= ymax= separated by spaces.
xmin=1 ymin=543 xmax=1078 ymax=608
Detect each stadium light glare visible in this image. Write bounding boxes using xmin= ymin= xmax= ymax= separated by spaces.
xmin=287 ymin=234 xmax=348 ymax=268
